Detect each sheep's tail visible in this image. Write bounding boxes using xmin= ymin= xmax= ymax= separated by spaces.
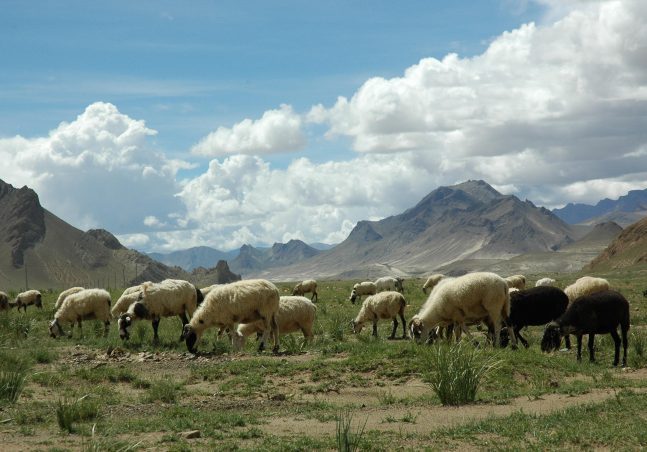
xmin=195 ymin=286 xmax=204 ymax=306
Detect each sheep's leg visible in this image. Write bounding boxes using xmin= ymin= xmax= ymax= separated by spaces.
xmin=399 ymin=312 xmax=407 ymax=338
xmin=178 ymin=313 xmax=189 ymax=341
xmin=103 ymin=321 xmax=110 ymax=337
xmin=621 ymin=325 xmax=628 ymax=367
xmin=587 ymin=334 xmax=596 ymax=363
xmin=301 ymin=325 xmax=313 ymax=343
xmin=77 ymin=319 xmax=83 ymax=338
xmin=152 ymin=318 xmax=160 ymax=343
xmin=564 ymin=334 xmax=572 ymax=350
xmin=610 ymin=329 xmax=621 ymax=367
xmin=311 ymin=291 xmax=318 ymax=303
xmin=576 ymin=334 xmax=583 ymax=361
xmin=389 ymin=318 xmax=397 ymax=339
xmin=372 ymin=318 xmax=378 ymax=338
xmin=271 ymin=314 xmax=280 ymax=353
xmin=515 ymin=326 xmax=529 ymax=348
xmin=68 ymin=322 xmax=74 ymax=338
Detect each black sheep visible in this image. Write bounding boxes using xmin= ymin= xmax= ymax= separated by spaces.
xmin=501 ymin=286 xmax=569 ymax=348
xmin=541 ymin=290 xmax=630 ymax=367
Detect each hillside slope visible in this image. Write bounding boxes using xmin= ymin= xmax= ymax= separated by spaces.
xmin=587 ymin=217 xmax=647 ymax=271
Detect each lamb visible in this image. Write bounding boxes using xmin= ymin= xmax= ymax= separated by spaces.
xmin=183 ymin=279 xmax=280 ymax=354
xmin=535 ymin=278 xmax=556 ymax=287
xmin=541 ymin=290 xmax=630 ymax=367
xmin=14 ymin=290 xmax=42 ymax=312
xmin=409 ymin=272 xmax=515 ymax=348
xmin=236 ymin=295 xmax=316 ymax=347
xmin=48 ymin=288 xmax=112 ymax=338
xmin=111 ymin=283 xmax=150 ymax=318
xmin=564 ymin=276 xmax=609 ymax=304
xmin=117 ymin=279 xmax=203 ymax=343
xmin=352 ymin=291 xmax=407 ymax=339
xmin=54 ymin=287 xmax=85 ymax=309
xmin=375 ymin=276 xmax=404 ymax=294
xmin=349 ymin=281 xmax=377 ymax=304
xmin=292 ymin=279 xmax=318 ymax=302
xmin=504 ymin=275 xmax=526 ymax=290
xmin=500 ymin=286 xmax=568 ymax=348
xmin=422 ymin=274 xmax=446 ymax=294
xmin=0 ymin=291 xmax=9 ymax=311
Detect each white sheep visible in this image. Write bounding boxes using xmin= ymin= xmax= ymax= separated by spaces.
xmin=422 ymin=274 xmax=446 ymax=294
xmin=117 ymin=279 xmax=202 ymax=343
xmin=352 ymin=291 xmax=408 ymax=339
xmin=200 ymin=284 xmax=220 ymax=299
xmin=236 ymin=295 xmax=316 ymax=347
xmin=48 ymin=288 xmax=112 ymax=338
xmin=14 ymin=290 xmax=42 ymax=312
xmin=54 ymin=287 xmax=85 ymax=309
xmin=504 ymin=275 xmax=526 ymax=290
xmin=564 ymin=276 xmax=610 ymax=304
xmin=111 ymin=283 xmax=150 ymax=318
xmin=409 ymin=272 xmax=515 ymax=348
xmin=535 ymin=278 xmax=556 ymax=287
xmin=183 ymin=279 xmax=280 ymax=354
xmin=349 ymin=281 xmax=377 ymax=304
xmin=375 ymin=276 xmax=404 ymax=294
xmin=292 ymin=279 xmax=318 ymax=302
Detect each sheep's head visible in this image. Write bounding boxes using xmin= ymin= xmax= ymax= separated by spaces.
xmin=349 ymin=290 xmax=358 ymax=304
xmin=48 ymin=319 xmax=64 ymax=338
xmin=118 ymin=314 xmax=132 ymax=340
xmin=541 ymin=321 xmax=562 ymax=352
xmin=351 ymin=319 xmax=364 ymax=334
xmin=409 ymin=318 xmax=425 ymax=342
xmin=184 ymin=324 xmax=198 ymax=353
xmin=35 ymin=295 xmax=43 ymax=308
xmin=291 ymin=285 xmax=300 ymax=296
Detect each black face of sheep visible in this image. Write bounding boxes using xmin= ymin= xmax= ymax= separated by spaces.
xmin=118 ymin=315 xmax=132 ymax=340
xmin=409 ymin=319 xmax=424 ymax=342
xmin=49 ymin=320 xmax=64 ymax=338
xmin=349 ymin=291 xmax=357 ymax=304
xmin=184 ymin=325 xmax=198 ymax=353
xmin=541 ymin=322 xmax=562 ymax=353
xmin=643 ymin=289 xmax=647 ymax=298
xmin=35 ymin=295 xmax=43 ymax=308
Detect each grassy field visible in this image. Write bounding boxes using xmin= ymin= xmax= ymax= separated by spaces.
xmin=0 ymin=270 xmax=646 ymax=451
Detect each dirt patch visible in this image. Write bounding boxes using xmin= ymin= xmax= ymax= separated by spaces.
xmin=262 ymin=387 xmax=647 ymax=437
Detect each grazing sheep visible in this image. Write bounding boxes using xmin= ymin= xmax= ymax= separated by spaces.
xmin=535 ymin=278 xmax=556 ymax=287
xmin=375 ymin=276 xmax=404 ymax=294
xmin=500 ymin=286 xmax=568 ymax=348
xmin=49 ymin=288 xmax=112 ymax=338
xmin=14 ymin=290 xmax=42 ymax=312
xmin=409 ymin=272 xmax=514 ymax=348
xmin=541 ymin=290 xmax=630 ymax=367
xmin=111 ymin=283 xmax=150 ymax=318
xmin=183 ymin=279 xmax=280 ymax=354
xmin=564 ymin=276 xmax=610 ymax=304
xmin=504 ymin=275 xmax=526 ymax=290
xmin=292 ymin=279 xmax=318 ymax=302
xmin=349 ymin=281 xmax=377 ymax=304
xmin=200 ymin=284 xmax=220 ymax=299
xmin=118 ymin=279 xmax=203 ymax=342
xmin=236 ymin=296 xmax=316 ymax=347
xmin=422 ymin=274 xmax=446 ymax=294
xmin=0 ymin=291 xmax=9 ymax=311
xmin=54 ymin=287 xmax=85 ymax=309
xmin=352 ymin=291 xmax=408 ymax=339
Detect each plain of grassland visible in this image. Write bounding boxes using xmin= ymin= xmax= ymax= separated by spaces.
xmin=0 ymin=269 xmax=645 ymax=450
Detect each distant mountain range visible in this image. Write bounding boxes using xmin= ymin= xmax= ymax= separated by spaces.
xmin=0 ymin=179 xmax=239 ymax=290
xmin=553 ymin=188 xmax=647 ymax=226
xmin=587 ymin=216 xmax=647 ymax=271
xmin=148 ymin=246 xmax=238 ymax=271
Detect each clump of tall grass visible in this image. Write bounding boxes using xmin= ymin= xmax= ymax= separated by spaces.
xmin=0 ymin=351 xmax=31 ymax=404
xmin=426 ymin=342 xmax=500 ymax=406
xmin=56 ymin=395 xmax=100 ymax=433
xmin=630 ymin=329 xmax=646 ymax=368
xmin=335 ymin=409 xmax=366 ymax=452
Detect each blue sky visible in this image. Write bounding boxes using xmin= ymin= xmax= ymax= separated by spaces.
xmin=1 ymin=0 xmax=646 ymax=252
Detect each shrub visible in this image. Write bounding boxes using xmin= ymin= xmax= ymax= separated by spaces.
xmin=56 ymin=396 xmax=100 ymax=433
xmin=426 ymin=342 xmax=500 ymax=406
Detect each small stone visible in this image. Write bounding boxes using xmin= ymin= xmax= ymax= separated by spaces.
xmin=549 ymin=379 xmax=559 ymax=388
xmin=181 ymin=430 xmax=201 ymax=439
xmin=270 ymin=393 xmax=286 ymax=401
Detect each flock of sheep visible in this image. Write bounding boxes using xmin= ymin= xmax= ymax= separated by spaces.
xmin=0 ymin=271 xmax=631 ymax=366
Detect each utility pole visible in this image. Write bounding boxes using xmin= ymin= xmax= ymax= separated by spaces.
xmin=24 ymin=263 xmax=28 ymax=290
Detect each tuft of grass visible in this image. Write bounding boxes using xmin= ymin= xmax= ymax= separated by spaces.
xmin=143 ymin=377 xmax=183 ymax=403
xmin=327 ymin=311 xmax=348 ymax=342
xmin=426 ymin=342 xmax=500 ymax=406
xmin=0 ymin=351 xmax=31 ymax=404
xmin=281 ymin=334 xmax=304 ymax=354
xmin=335 ymin=409 xmax=366 ymax=452
xmin=56 ymin=395 xmax=100 ymax=434
xmin=32 ymin=348 xmax=58 ymax=364
xmin=630 ymin=329 xmax=646 ymax=368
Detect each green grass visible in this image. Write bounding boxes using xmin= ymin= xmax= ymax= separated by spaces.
xmin=335 ymin=409 xmax=367 ymax=452
xmin=0 ymin=272 xmax=644 ymax=449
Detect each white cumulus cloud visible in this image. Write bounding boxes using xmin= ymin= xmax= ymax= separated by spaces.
xmin=191 ymin=104 xmax=306 ymax=157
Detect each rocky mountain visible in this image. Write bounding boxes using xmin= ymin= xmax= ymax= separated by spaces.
xmin=249 ymin=180 xmax=579 ymax=280
xmin=229 ymin=240 xmax=321 ymax=276
xmin=190 ymin=260 xmax=241 ymax=285
xmin=586 ymin=216 xmax=647 ymax=271
xmin=0 ymin=179 xmax=233 ymax=290
xmin=148 ymin=246 xmax=238 ymax=271
xmin=553 ymin=188 xmax=647 ymax=226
